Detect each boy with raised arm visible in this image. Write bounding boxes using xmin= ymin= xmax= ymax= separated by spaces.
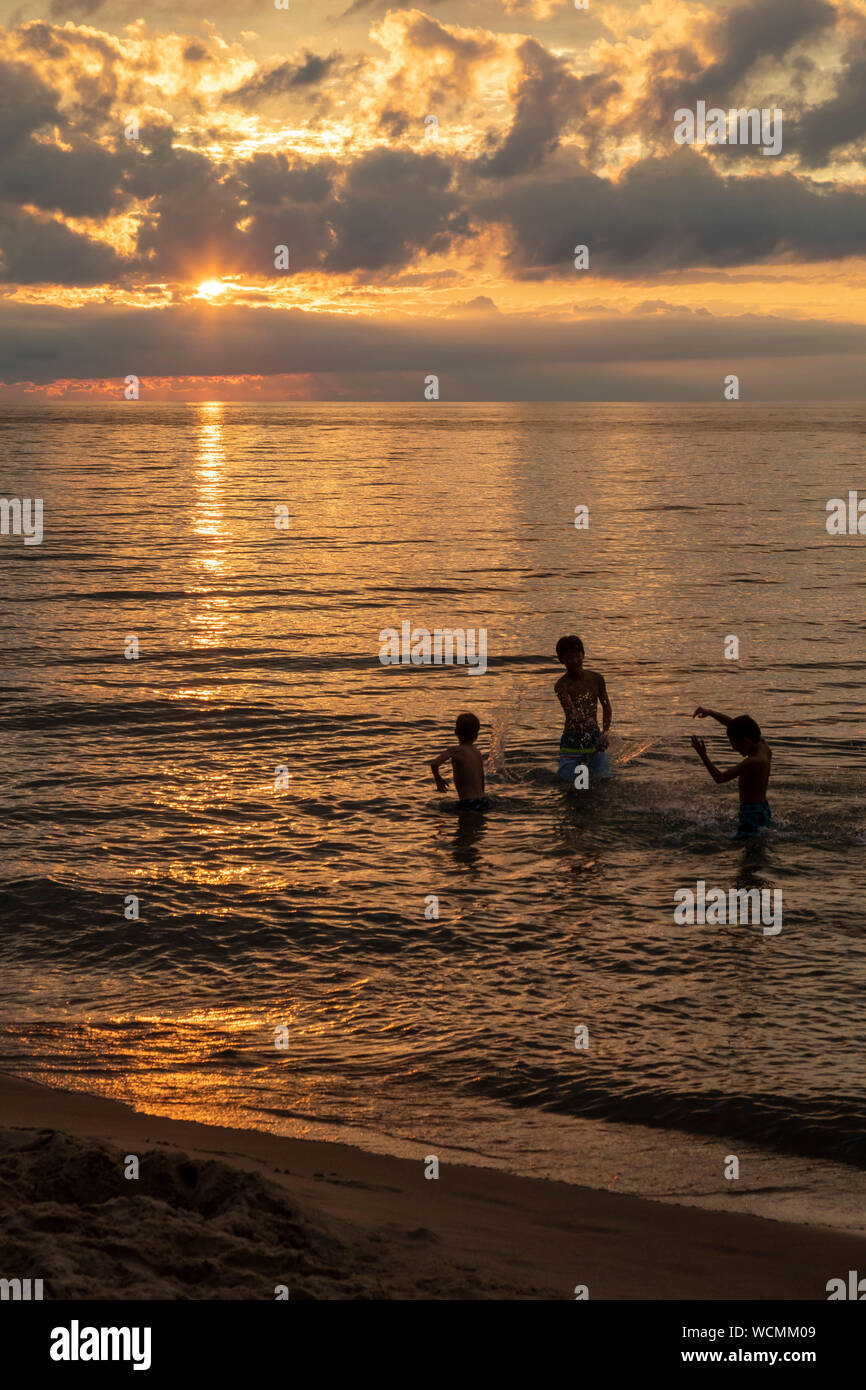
xmin=691 ymin=706 xmax=772 ymax=837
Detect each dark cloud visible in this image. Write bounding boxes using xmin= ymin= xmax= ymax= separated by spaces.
xmin=48 ymin=0 xmax=104 ymax=16
xmin=479 ymin=148 xmax=866 ymax=275
xmin=113 ymin=122 xmax=254 ymax=279
xmin=119 ymin=142 xmax=472 ymax=282
xmin=0 ymin=57 xmax=58 ymax=150
xmin=0 ymin=135 xmax=127 ymax=218
xmin=789 ymin=35 xmax=866 ymax=163
xmin=449 ymin=295 xmax=500 ymax=314
xmin=0 ymin=203 xmax=130 ymax=284
xmin=284 ymin=52 xmax=338 ymax=86
xmin=626 ymin=0 xmax=835 ymax=138
xmin=235 ymin=153 xmax=336 ymax=274
xmin=183 ymin=41 xmax=210 ymax=66
xmin=1 ymin=300 xmax=864 ymax=388
xmin=322 ymin=148 xmax=471 ymax=273
xmin=479 ymin=39 xmax=600 ymax=177
xmin=1 ymin=128 xmax=864 ymax=292
xmin=700 ymin=0 xmax=834 ymax=95
xmin=124 ymin=120 xmax=205 ymax=200
xmin=394 ymin=9 xmax=495 ymax=65
xmin=131 ymin=146 xmax=249 ymax=279
xmin=225 ymin=52 xmax=340 ymax=106
xmin=340 ymin=0 xmax=448 ymax=13
xmin=239 ymin=153 xmax=334 ymax=207
xmin=378 ymin=108 xmax=411 ymax=139
xmin=0 ymin=57 xmax=127 ymax=223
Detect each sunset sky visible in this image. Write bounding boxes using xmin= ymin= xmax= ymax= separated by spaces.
xmin=1 ymin=0 xmax=865 ymax=399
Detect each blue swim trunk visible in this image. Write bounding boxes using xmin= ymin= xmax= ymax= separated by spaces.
xmin=736 ymin=800 xmax=772 ymax=838
xmin=458 ymin=796 xmax=490 ymax=812
xmin=557 ymin=726 xmax=612 ymax=783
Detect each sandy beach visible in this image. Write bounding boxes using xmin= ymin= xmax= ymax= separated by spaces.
xmin=2 ymin=1071 xmax=865 ymax=1300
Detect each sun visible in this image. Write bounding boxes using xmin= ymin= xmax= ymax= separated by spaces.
xmin=196 ymin=280 xmax=227 ymax=300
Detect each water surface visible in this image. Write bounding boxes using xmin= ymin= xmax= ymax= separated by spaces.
xmin=1 ymin=402 xmax=864 ymax=1229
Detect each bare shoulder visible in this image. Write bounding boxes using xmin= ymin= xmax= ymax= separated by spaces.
xmin=738 ymin=750 xmax=765 ymax=773
xmin=585 ymin=668 xmax=606 ymax=688
xmin=554 ymin=674 xmax=567 ymax=691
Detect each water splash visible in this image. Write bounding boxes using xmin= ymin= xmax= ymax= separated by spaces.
xmin=487 ymin=689 xmax=522 ymax=778
xmin=614 ymin=738 xmax=659 ymax=767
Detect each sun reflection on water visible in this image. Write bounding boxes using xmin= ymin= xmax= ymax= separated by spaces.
xmin=191 ymin=402 xmax=232 ymax=651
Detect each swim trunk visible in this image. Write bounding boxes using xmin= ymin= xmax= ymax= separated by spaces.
xmin=557 ymin=726 xmax=612 ymax=783
xmin=458 ymin=796 xmax=490 ymax=812
xmin=736 ymin=801 xmax=772 ymax=838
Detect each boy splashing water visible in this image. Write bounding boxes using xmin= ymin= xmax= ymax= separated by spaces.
xmin=430 ymin=712 xmax=489 ymax=812
xmin=554 ymin=635 xmax=613 ymax=783
xmin=691 ymin=707 xmax=772 ymax=837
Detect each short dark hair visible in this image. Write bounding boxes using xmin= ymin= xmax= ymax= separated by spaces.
xmin=556 ymin=634 xmax=584 ymax=661
xmin=455 ymin=711 xmax=480 ymax=742
xmin=728 ymin=714 xmax=761 ymax=744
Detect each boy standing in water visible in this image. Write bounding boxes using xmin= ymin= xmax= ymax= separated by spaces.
xmin=430 ymin=711 xmax=489 ymax=811
xmin=691 ymin=707 xmax=772 ymax=837
xmin=554 ymin=635 xmax=613 ymax=782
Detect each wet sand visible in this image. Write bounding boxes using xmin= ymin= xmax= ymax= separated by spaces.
xmin=1 ymin=1071 xmax=864 ymax=1299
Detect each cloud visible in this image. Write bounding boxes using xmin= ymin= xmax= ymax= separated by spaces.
xmin=0 ymin=56 xmax=59 ymax=150
xmin=1 ymin=301 xmax=865 ymax=399
xmin=3 ymin=123 xmax=865 ymax=291
xmin=694 ymin=0 xmax=834 ymax=98
xmin=234 ymin=152 xmax=336 ymax=275
xmin=14 ymin=20 xmax=127 ymax=129
xmin=128 ymin=136 xmax=249 ymax=280
xmin=0 ymin=203 xmax=131 ymax=283
xmin=322 ymin=147 xmax=472 ymax=272
xmin=479 ymin=147 xmax=866 ymax=274
xmin=478 ymin=37 xmax=617 ymax=177
xmin=368 ymin=10 xmax=502 ymax=119
xmin=225 ymin=51 xmax=341 ymax=106
xmin=497 ymin=0 xmax=563 ymax=16
xmin=0 ymin=133 xmax=127 ymax=218
xmin=239 ymin=152 xmax=335 ymax=206
xmin=789 ymin=32 xmax=866 ymax=162
xmin=448 ymin=295 xmax=500 ymax=313
xmin=48 ymin=0 xmax=104 ymax=16
xmin=0 ymin=0 xmax=862 ymax=336
xmin=591 ymin=0 xmax=836 ymax=154
xmin=182 ymin=40 xmax=210 ymax=66
xmin=341 ymin=0 xmax=449 ymax=14
xmin=121 ymin=142 xmax=471 ymax=280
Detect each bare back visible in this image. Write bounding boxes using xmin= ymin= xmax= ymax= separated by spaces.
xmin=449 ymin=742 xmax=485 ymax=800
xmin=738 ymin=739 xmax=772 ymax=803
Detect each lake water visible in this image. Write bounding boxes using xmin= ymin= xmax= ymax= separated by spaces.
xmin=1 ymin=401 xmax=865 ymax=1231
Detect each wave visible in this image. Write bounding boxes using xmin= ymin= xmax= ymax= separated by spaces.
xmin=465 ymin=1063 xmax=866 ymax=1166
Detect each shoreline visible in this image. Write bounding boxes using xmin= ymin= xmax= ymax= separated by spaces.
xmin=2 ymin=1070 xmax=865 ymax=1299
